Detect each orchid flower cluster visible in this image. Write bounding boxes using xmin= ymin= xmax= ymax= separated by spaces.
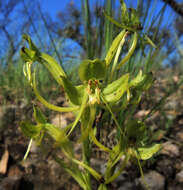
xmin=20 ymin=1 xmax=160 ymax=190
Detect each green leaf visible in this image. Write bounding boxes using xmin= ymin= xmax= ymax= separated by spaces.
xmin=137 ymin=144 xmax=161 ymax=160
xmin=33 ymin=106 xmax=47 ymax=124
xmin=20 ymin=121 xmax=43 ymax=139
xmin=79 ymin=59 xmax=106 ymax=82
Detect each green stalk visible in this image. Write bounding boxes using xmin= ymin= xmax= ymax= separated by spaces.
xmin=81 ymin=105 xmax=96 ymax=189
xmin=83 ymin=0 xmax=93 ymax=59
xmin=105 ymin=152 xmax=130 ymax=184
xmin=104 ymin=0 xmax=114 ymax=53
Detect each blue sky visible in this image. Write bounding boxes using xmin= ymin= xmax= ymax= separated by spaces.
xmin=41 ymin=0 xmax=81 ymax=19
xmin=41 ymin=0 xmax=176 ymax=28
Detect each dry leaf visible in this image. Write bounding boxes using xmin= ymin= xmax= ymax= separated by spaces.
xmin=0 ymin=149 xmax=9 ymax=174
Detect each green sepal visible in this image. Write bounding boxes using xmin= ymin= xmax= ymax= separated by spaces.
xmin=137 ymin=72 xmax=153 ymax=91
xmin=117 ymin=32 xmax=138 ymax=69
xmin=61 ymin=76 xmax=84 ymax=106
xmin=130 ymin=71 xmax=153 ymax=91
xmin=136 ymin=144 xmax=161 ymax=160
xmin=105 ymin=30 xmax=126 ymax=66
xmin=33 ymin=72 xmax=79 ymax=112
xmin=120 ymin=0 xmax=129 ymax=25
xmin=102 ymin=73 xmax=129 ymax=103
xmin=40 ymin=53 xmax=66 ymax=78
xmin=20 ymin=121 xmax=43 ymax=139
xmin=20 ymin=47 xmax=36 ymax=62
xmin=79 ymin=59 xmax=106 ymax=82
xmin=40 ymin=53 xmax=66 ymax=86
xmin=33 ymin=106 xmax=47 ymax=124
xmin=22 ymin=34 xmax=40 ymax=55
xmin=129 ymin=70 xmax=145 ymax=87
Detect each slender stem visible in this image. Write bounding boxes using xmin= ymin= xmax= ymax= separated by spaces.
xmin=23 ymin=139 xmax=33 ymax=160
xmin=81 ymin=105 xmax=96 ymax=189
xmin=105 ymin=152 xmax=130 ymax=184
xmin=136 ymin=154 xmax=150 ymax=190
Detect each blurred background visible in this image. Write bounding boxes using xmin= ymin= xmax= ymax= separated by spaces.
xmin=0 ymin=0 xmax=183 ymax=189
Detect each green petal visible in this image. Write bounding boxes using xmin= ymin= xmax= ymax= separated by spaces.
xmin=33 ymin=72 xmax=79 ymax=112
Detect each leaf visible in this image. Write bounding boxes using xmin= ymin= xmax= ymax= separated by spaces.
xmin=78 ymin=59 xmax=106 ymax=82
xmin=20 ymin=121 xmax=43 ymax=139
xmin=33 ymin=106 xmax=47 ymax=124
xmin=137 ymin=144 xmax=161 ymax=160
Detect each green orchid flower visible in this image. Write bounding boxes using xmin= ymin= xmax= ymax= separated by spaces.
xmin=20 ymin=32 xmax=131 ymax=139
